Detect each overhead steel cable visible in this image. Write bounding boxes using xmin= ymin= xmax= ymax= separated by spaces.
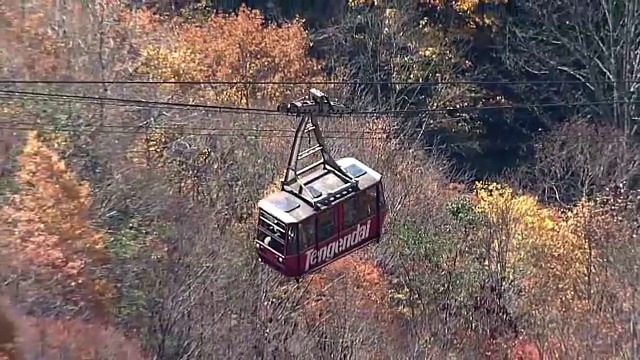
xmin=0 ymin=124 xmax=387 ymax=140
xmin=0 ymin=89 xmax=636 ymax=117
xmin=0 ymin=89 xmax=282 ymax=115
xmin=0 ymin=120 xmax=391 ymax=136
xmin=2 ymin=79 xmax=640 ymax=86
xmin=0 ymin=92 xmax=239 ymax=115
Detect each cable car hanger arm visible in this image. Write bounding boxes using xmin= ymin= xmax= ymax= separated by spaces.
xmin=277 ymin=88 xmax=350 ymax=116
xmin=277 ymin=89 xmax=358 ymax=209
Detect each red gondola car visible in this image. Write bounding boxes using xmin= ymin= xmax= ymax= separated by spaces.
xmin=255 ymin=89 xmax=387 ymax=279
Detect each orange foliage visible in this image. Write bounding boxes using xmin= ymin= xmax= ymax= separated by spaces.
xmin=24 ymin=317 xmax=145 ymax=359
xmin=1 ymin=0 xmax=137 ymax=80
xmin=510 ymin=338 xmax=542 ymax=360
xmin=0 ymin=297 xmax=144 ymax=360
xmin=0 ymin=131 xmax=113 ymax=318
xmin=135 ymin=5 xmax=324 ymax=105
xmin=306 ymin=257 xmax=388 ymax=320
xmin=0 ymin=298 xmax=24 ymax=360
xmin=305 ymin=255 xmax=408 ymax=350
xmin=0 ymin=2 xmax=63 ymax=77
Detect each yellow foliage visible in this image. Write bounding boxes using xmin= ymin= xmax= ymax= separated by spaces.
xmin=422 ymin=0 xmax=508 ymax=27
xmin=391 ymin=19 xmax=463 ymax=83
xmin=474 ymin=182 xmax=598 ymax=315
xmin=349 ymin=0 xmax=377 ymax=6
xmin=423 ymin=0 xmax=507 ymax=13
xmin=127 ymin=127 xmax=170 ymax=167
xmin=0 ymin=105 xmax=21 ymax=116
xmin=135 ymin=5 xmax=324 ymax=105
xmin=0 ymin=131 xmax=113 ymax=316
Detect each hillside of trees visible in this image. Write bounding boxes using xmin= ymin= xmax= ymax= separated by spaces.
xmin=0 ymin=0 xmax=638 ymax=359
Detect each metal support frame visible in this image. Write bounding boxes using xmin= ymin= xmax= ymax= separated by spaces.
xmin=277 ymin=89 xmax=358 ymax=209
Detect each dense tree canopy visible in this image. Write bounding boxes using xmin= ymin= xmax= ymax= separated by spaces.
xmin=0 ymin=0 xmax=638 ymax=359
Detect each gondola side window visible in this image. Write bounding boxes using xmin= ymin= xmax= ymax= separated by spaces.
xmin=358 ymin=187 xmax=377 ymax=219
xmin=258 ymin=230 xmax=284 ymax=255
xmin=343 ymin=195 xmax=359 ymax=229
xmin=378 ymin=183 xmax=386 ymax=207
xmin=300 ymin=219 xmax=316 ymax=250
xmin=286 ymin=226 xmax=298 ymax=255
xmin=258 ymin=211 xmax=286 ymax=255
xmin=318 ymin=210 xmax=335 ymax=242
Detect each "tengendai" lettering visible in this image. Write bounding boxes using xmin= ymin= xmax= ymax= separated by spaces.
xmin=304 ymin=219 xmax=372 ymax=272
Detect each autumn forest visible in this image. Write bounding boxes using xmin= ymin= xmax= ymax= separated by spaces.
xmin=0 ymin=0 xmax=638 ymax=359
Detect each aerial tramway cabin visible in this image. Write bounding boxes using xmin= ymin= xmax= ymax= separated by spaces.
xmin=255 ymin=89 xmax=387 ymax=279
